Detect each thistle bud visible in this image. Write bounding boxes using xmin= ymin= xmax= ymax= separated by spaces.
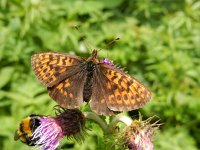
xmin=123 ymin=117 xmax=159 ymax=150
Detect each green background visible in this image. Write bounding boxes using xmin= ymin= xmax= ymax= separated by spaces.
xmin=0 ymin=0 xmax=200 ymax=150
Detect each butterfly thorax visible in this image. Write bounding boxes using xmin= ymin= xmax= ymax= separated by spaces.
xmin=83 ymin=60 xmax=95 ymax=102
xmin=83 ymin=50 xmax=100 ymax=102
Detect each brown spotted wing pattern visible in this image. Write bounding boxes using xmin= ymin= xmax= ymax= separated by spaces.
xmin=90 ymin=64 xmax=151 ymax=115
xmin=31 ymin=50 xmax=151 ymax=115
xmin=32 ymin=52 xmax=86 ymax=108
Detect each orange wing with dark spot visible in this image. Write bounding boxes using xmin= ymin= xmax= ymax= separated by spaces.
xmin=48 ymin=69 xmax=87 ymax=108
xmin=31 ymin=52 xmax=87 ymax=108
xmin=90 ymin=66 xmax=116 ymax=115
xmin=90 ymin=64 xmax=151 ymax=115
xmin=31 ymin=52 xmax=84 ymax=87
xmin=102 ymin=64 xmax=151 ymax=111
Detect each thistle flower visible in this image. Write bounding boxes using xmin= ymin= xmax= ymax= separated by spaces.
xmin=15 ymin=107 xmax=86 ymax=150
xmin=123 ymin=116 xmax=160 ymax=150
xmin=32 ymin=116 xmax=63 ymax=150
xmin=103 ymin=58 xmax=114 ymax=66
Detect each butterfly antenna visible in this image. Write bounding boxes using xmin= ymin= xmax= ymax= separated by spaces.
xmin=74 ymin=26 xmax=93 ymax=52
xmin=98 ymin=38 xmax=120 ymax=58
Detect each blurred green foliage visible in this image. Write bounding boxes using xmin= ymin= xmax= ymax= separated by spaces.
xmin=0 ymin=0 xmax=200 ymax=149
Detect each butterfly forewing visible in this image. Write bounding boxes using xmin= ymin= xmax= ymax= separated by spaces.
xmin=99 ymin=64 xmax=151 ymax=112
xmin=31 ymin=52 xmax=84 ymax=87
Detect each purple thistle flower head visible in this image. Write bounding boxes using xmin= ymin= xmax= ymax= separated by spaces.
xmin=123 ymin=116 xmax=160 ymax=150
xmin=32 ymin=108 xmax=85 ymax=150
xmin=15 ymin=107 xmax=86 ymax=150
xmin=31 ymin=117 xmax=63 ymax=150
xmin=103 ymin=58 xmax=115 ymax=66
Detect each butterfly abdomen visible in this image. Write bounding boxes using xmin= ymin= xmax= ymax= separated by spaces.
xmin=83 ymin=61 xmax=95 ymax=102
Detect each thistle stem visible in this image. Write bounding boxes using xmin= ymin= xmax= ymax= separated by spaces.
xmin=106 ymin=115 xmax=133 ymax=134
xmin=84 ymin=112 xmax=108 ymax=132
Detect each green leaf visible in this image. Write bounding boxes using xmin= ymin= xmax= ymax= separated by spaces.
xmin=0 ymin=67 xmax=14 ymax=88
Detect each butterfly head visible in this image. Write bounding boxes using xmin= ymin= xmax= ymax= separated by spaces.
xmin=87 ymin=50 xmax=100 ymax=63
xmin=91 ymin=49 xmax=98 ymax=57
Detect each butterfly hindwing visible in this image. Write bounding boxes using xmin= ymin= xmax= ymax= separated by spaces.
xmin=98 ymin=64 xmax=151 ymax=112
xmin=90 ymin=65 xmax=116 ymax=115
xmin=31 ymin=52 xmax=84 ymax=87
xmin=48 ymin=68 xmax=87 ymax=108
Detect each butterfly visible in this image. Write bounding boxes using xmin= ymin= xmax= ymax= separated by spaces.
xmin=31 ymin=50 xmax=151 ymax=115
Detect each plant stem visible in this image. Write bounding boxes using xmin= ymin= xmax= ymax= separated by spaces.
xmin=106 ymin=114 xmax=133 ymax=134
xmin=84 ymin=112 xmax=108 ymax=132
